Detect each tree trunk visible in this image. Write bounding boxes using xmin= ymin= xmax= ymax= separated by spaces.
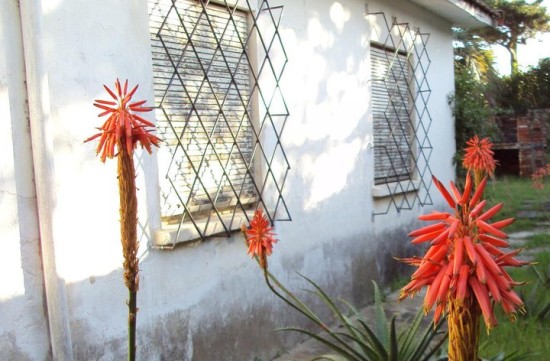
xmin=509 ymin=41 xmax=519 ymax=76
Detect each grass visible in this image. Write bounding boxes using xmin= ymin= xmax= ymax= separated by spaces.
xmin=484 ymin=176 xmax=550 ymax=233
xmin=525 ymin=233 xmax=550 ymax=248
xmin=480 ymin=318 xmax=550 ymax=360
xmin=478 ymin=251 xmax=550 ymax=360
xmin=479 ymin=177 xmax=550 ymax=359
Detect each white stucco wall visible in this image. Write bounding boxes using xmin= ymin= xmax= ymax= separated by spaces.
xmin=0 ymin=0 xmax=457 ymax=359
xmin=0 ymin=1 xmax=51 ymax=359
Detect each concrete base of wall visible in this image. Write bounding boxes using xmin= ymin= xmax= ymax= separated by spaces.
xmin=67 ymin=225 xmax=418 ymax=361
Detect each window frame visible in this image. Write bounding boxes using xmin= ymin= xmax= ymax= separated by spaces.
xmin=147 ymin=0 xmax=291 ymax=247
xmin=149 ymin=0 xmax=261 ymax=245
xmin=366 ymin=10 xmax=434 ymax=216
xmin=370 ymin=41 xmax=419 ymax=192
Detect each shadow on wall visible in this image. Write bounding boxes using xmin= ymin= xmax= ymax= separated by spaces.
xmin=276 ymin=1 xmax=422 ymax=294
xmin=0 ymin=1 xmax=430 ymax=360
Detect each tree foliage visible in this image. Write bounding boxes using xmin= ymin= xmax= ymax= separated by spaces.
xmin=451 ymin=2 xmax=550 ymax=174
xmin=496 ymin=57 xmax=550 ymax=113
xmin=449 ymin=63 xmax=500 ymax=176
xmin=476 ymin=0 xmax=550 ymax=75
xmin=454 ymin=28 xmax=498 ymax=82
xmin=450 ymin=65 xmax=496 ymax=142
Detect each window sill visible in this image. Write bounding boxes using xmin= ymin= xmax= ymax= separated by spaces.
xmin=372 ymin=179 xmax=421 ymax=198
xmin=153 ymin=210 xmax=255 ymax=248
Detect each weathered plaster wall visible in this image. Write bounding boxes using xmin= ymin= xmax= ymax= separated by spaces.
xmin=0 ymin=0 xmax=456 ymax=359
xmin=0 ymin=1 xmax=50 ymax=359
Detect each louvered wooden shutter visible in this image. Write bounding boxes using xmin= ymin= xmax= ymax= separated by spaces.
xmin=149 ymin=0 xmax=257 ymax=223
xmin=371 ymin=44 xmax=413 ymax=184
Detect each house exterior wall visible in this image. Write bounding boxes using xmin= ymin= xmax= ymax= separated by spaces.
xmin=0 ymin=0 xmax=456 ymax=360
xmin=0 ymin=1 xmax=51 ymax=359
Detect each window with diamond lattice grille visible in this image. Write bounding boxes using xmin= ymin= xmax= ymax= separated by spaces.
xmin=371 ymin=44 xmax=414 ymax=185
xmin=149 ymin=0 xmax=257 ymax=238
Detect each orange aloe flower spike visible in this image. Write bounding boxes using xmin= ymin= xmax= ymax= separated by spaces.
xmin=491 ymin=218 xmax=515 ymax=229
xmin=482 ymin=242 xmax=505 ymax=258
xmin=423 ymin=264 xmax=447 ymax=311
xmin=461 ymin=171 xmax=473 ymax=203
xmin=475 ymin=257 xmax=488 ymax=284
xmin=470 ymin=276 xmax=497 ymax=329
xmin=463 ymin=236 xmax=478 ymax=265
xmin=453 ymin=237 xmax=464 ymax=276
xmin=244 ymin=209 xmax=278 ymax=269
xmin=410 ymin=229 xmax=446 ymax=245
xmin=470 ymin=200 xmax=487 ymax=219
xmin=475 ymin=243 xmax=502 ymax=277
xmin=478 ymin=203 xmax=504 ymax=222
xmin=430 ymin=228 xmax=450 ymax=246
xmin=449 ymin=181 xmax=463 ymax=205
xmin=408 ymin=223 xmax=447 ymax=238
xmin=436 ymin=263 xmax=453 ymax=303
xmin=476 ymin=220 xmax=509 ymax=239
xmin=425 ymin=243 xmax=450 ymax=264
xmin=456 ymin=264 xmax=470 ymax=301
xmin=485 ymin=274 xmax=502 ymax=303
xmin=463 ymin=136 xmax=497 ymax=177
xmin=501 ymin=289 xmax=524 ymax=308
xmin=411 ymin=261 xmax=438 ymax=280
xmin=433 ymin=176 xmax=456 ymax=208
xmin=433 ymin=303 xmax=446 ymax=324
xmin=86 ymin=79 xmax=161 ymax=162
xmin=447 ymin=219 xmax=460 ymax=240
xmin=479 ymin=234 xmax=510 ymax=248
xmin=469 ymin=177 xmax=488 ymax=207
xmin=418 ymin=212 xmax=451 ymax=221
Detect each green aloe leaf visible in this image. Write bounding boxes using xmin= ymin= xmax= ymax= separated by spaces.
xmin=397 ymin=305 xmax=424 ymax=359
xmin=389 ymin=316 xmax=398 ymax=361
xmin=278 ymin=327 xmax=366 ymax=361
xmin=357 ymin=319 xmax=388 ymax=359
xmin=271 ymin=277 xmax=447 ymax=361
xmin=312 ymin=355 xmax=350 ymax=361
xmin=372 ymin=281 xmax=390 ymax=351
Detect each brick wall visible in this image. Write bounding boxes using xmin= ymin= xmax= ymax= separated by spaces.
xmin=494 ymin=109 xmax=549 ymax=176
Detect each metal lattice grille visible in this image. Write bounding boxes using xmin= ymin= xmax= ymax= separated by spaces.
xmin=148 ymin=0 xmax=290 ymax=243
xmin=371 ymin=45 xmax=412 ymax=184
xmin=368 ymin=12 xmax=434 ymax=216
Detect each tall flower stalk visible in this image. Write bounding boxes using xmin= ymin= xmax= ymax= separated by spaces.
xmin=400 ymin=136 xmax=527 ymax=360
xmin=241 ymin=210 xmax=300 ymax=313
xmin=86 ymin=79 xmax=160 ymax=361
xmin=243 ymin=210 xmax=447 ymax=360
xmin=241 ymin=210 xmax=331 ymax=332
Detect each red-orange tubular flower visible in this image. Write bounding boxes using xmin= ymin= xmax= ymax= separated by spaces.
xmin=462 ymin=135 xmax=497 ymax=179
xmin=244 ymin=209 xmax=278 ymax=269
xmin=85 ymin=79 xmax=160 ymax=162
xmin=399 ymin=173 xmax=526 ymax=329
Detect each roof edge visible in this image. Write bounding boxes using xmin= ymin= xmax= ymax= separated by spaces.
xmin=411 ymin=0 xmax=500 ymax=28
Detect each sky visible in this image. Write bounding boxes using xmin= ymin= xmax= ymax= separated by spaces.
xmin=493 ymin=0 xmax=550 ymax=75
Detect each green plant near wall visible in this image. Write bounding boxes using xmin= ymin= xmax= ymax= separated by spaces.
xmin=241 ymin=211 xmax=447 ymax=361
xmin=274 ymin=274 xmax=447 ymax=361
xmin=279 ymin=280 xmax=447 ymax=361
